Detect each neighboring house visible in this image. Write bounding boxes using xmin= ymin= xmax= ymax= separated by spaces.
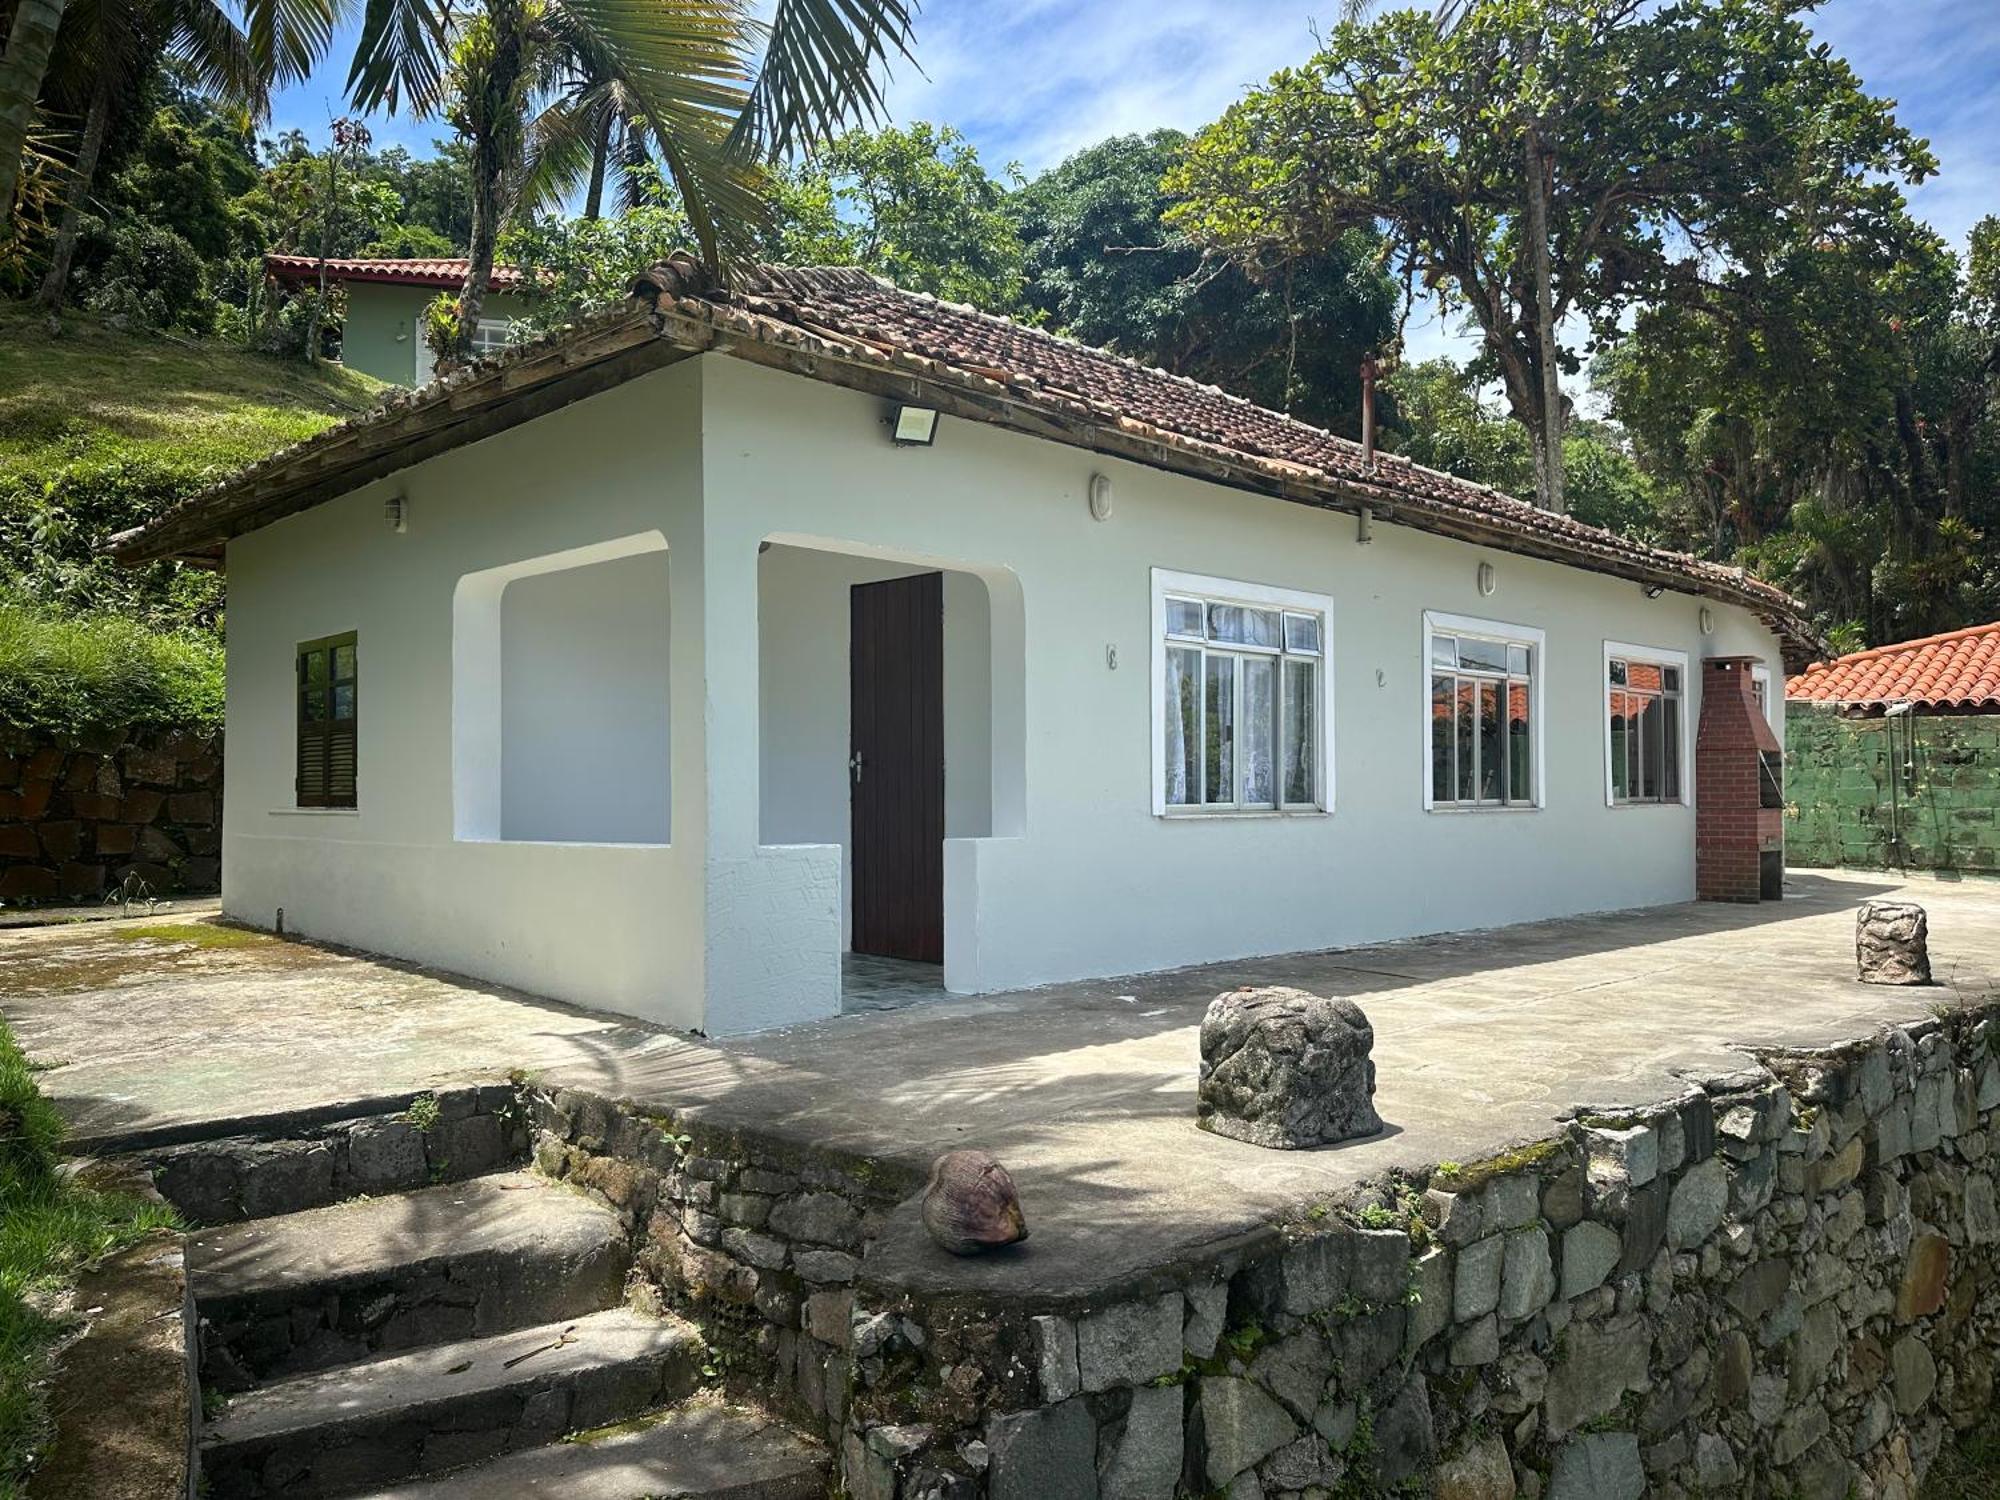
xmin=113 ymin=258 xmax=1817 ymax=1037
xmin=1786 ymin=621 xmax=2000 ymax=874
xmin=263 ymin=255 xmax=534 ymax=386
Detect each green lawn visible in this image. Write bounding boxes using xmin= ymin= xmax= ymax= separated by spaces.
xmin=0 ymin=1020 xmax=176 ymax=1497
xmin=0 ymin=303 xmax=385 ymax=482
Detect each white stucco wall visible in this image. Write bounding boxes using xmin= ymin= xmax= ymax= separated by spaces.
xmin=500 ymin=548 xmax=672 ymax=844
xmin=222 ymin=349 xmax=1787 ymax=1036
xmin=697 ymin=355 xmax=1785 ymax=1002
xmin=222 ymin=364 xmax=711 ymax=1030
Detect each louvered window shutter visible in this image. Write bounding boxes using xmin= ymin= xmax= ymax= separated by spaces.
xmin=296 ymin=635 xmax=357 ymax=808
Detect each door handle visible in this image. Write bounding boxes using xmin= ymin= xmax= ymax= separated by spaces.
xmin=849 ymin=751 xmax=864 ymax=784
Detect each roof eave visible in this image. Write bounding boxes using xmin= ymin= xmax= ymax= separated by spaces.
xmin=108 ymin=286 xmax=1825 ymax=669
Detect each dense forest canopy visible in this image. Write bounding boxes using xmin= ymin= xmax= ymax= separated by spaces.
xmin=1 ymin=0 xmax=1994 ymax=654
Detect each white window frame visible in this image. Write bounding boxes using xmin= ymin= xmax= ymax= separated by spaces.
xmin=1421 ymin=611 xmax=1546 ymax=812
xmin=1603 ymin=639 xmax=1692 ymax=808
xmin=469 ymin=316 xmax=514 ymax=355
xmin=1150 ymin=568 xmax=1334 ymax=817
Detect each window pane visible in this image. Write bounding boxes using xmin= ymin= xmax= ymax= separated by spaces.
xmin=303 ymin=648 xmax=328 ymax=687
xmin=1664 ymin=665 xmax=1682 ymax=692
xmin=1208 ymin=605 xmax=1279 ymax=648
xmin=1639 ymin=694 xmax=1665 ymax=800
xmin=1283 ymin=613 xmax=1322 ymax=654
xmin=1165 ymin=598 xmax=1205 ymax=639
xmin=332 ymin=682 xmax=356 ymax=721
xmin=1628 ymin=660 xmax=1665 ymax=694
xmin=1508 ymin=643 xmax=1531 ymax=677
xmin=1242 ymin=656 xmax=1276 ymax=805
xmin=1458 ymin=636 xmax=1510 ymax=673
xmin=1477 ymin=680 xmax=1503 ymax=801
xmin=1284 ymin=661 xmax=1317 ymax=805
xmin=1508 ymin=681 xmax=1532 ymax=802
xmin=301 ymin=685 xmax=327 ymax=723
xmin=1609 ymin=659 xmax=1628 ymax=686
xmin=1164 ymin=648 xmax=1200 ymax=806
xmin=1205 ymin=655 xmax=1236 ymax=804
xmin=1454 ymin=680 xmax=1476 ymax=802
xmin=1431 ymin=675 xmax=1454 ymax=803
xmin=1662 ymin=695 xmax=1681 ymax=801
xmin=1609 ymin=692 xmax=1630 ymax=799
xmin=1431 ymin=634 xmax=1457 ymax=667
xmin=332 ymin=643 xmax=356 ymax=681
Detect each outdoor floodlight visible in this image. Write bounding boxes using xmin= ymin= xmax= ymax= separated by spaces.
xmin=892 ymin=405 xmax=939 ymax=446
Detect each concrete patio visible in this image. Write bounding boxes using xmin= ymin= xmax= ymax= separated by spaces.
xmin=5 ymin=869 xmax=1997 ymax=1297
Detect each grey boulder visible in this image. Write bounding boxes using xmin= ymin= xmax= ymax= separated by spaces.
xmin=1196 ymin=987 xmax=1383 ymax=1150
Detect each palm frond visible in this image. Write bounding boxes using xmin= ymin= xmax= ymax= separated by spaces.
xmin=242 ymin=0 xmax=345 ymax=93
xmin=345 ymin=0 xmax=447 ymax=114
xmin=546 ymin=0 xmax=760 ymax=265
xmin=732 ymin=0 xmax=915 ymax=159
xmin=518 ymin=86 xmax=605 ymax=213
xmin=169 ymin=0 xmax=262 ymax=110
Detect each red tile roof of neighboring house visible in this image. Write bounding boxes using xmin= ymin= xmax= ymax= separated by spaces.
xmin=262 ymin=253 xmax=535 ymax=292
xmin=105 ymin=254 xmax=1823 ymax=665
xmin=1787 ymin=621 xmax=2000 ymax=713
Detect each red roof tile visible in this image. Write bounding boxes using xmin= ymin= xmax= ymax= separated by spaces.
xmin=1787 ymin=621 xmax=2000 ymax=712
xmin=262 ymin=254 xmax=535 ymax=293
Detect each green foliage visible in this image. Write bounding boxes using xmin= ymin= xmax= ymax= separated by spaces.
xmin=0 ymin=300 xmax=381 ymax=627
xmin=1166 ymin=0 xmax=1934 ymax=495
xmin=0 ymin=1019 xmax=179 ymax=1494
xmin=500 ymin=189 xmax=693 ymax=334
xmin=0 ymin=594 xmax=223 ymax=736
xmin=766 ymin=122 xmax=1025 ymax=311
xmin=1013 ymin=130 xmax=1398 ymax=432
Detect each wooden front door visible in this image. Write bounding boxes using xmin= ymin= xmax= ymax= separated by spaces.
xmin=850 ymin=571 xmax=945 ymax=963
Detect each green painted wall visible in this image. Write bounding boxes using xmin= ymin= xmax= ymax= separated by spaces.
xmin=339 ymin=283 xmax=529 ymax=386
xmin=1785 ymin=702 xmax=2000 ymax=872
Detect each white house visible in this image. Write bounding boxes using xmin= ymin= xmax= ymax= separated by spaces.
xmin=113 ymin=258 xmax=1816 ymax=1037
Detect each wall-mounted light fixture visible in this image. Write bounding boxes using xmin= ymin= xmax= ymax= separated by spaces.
xmin=385 ymin=494 xmax=409 ymax=534
xmin=891 ymin=405 xmax=939 ymax=446
xmin=1642 ymin=583 xmax=1665 ymax=599
xmin=1088 ymin=472 xmax=1114 ymax=522
xmin=1477 ymin=561 xmax=1497 ymax=597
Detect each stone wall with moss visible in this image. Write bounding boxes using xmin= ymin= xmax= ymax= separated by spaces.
xmin=531 ymin=1005 xmax=2000 ymax=1500
xmin=1787 ymin=704 xmax=2000 ymax=873
xmin=0 ymin=724 xmax=222 ymax=904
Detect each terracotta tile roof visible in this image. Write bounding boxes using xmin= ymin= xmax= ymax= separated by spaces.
xmin=262 ymin=253 xmax=535 ymax=292
xmin=1787 ymin=621 xmax=2000 ymax=713
xmin=108 ymin=255 xmax=1824 ymax=667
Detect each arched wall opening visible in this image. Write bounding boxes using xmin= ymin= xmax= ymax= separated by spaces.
xmin=452 ymin=531 xmax=671 ymax=844
xmin=755 ymin=537 xmax=1025 ymax=957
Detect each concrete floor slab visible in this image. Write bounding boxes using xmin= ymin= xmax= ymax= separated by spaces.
xmin=6 ymin=870 xmax=1998 ymax=1299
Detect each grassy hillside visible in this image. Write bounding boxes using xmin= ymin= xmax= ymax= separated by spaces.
xmin=0 ymin=304 xmax=385 ymax=482
xmin=0 ymin=306 xmax=386 ymax=737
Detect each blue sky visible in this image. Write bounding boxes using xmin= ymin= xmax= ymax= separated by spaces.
xmin=269 ymin=0 xmax=2000 ymax=362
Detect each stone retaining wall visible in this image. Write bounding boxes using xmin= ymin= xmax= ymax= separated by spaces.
xmin=0 ymin=724 xmax=222 ymax=903
xmin=534 ymin=1004 xmax=2000 ymax=1500
xmin=1787 ymin=704 xmax=2000 ymax=873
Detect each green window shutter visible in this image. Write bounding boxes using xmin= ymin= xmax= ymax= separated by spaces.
xmin=297 ymin=634 xmax=357 ymax=808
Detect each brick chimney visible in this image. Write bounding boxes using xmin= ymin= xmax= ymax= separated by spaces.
xmin=1696 ymin=656 xmax=1785 ymax=902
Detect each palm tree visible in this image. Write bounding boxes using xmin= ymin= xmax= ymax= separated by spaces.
xmin=31 ymin=0 xmax=268 ymax=309
xmin=345 ymin=0 xmax=916 ymax=357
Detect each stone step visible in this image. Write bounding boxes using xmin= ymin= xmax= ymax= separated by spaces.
xmin=199 ymin=1307 xmax=705 ymax=1500
xmin=193 ymin=1171 xmax=630 ymax=1386
xmin=142 ymin=1084 xmax=529 ymax=1225
xmin=338 ymin=1396 xmax=827 ymax=1500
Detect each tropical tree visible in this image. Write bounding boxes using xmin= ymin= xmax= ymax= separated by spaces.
xmin=344 ymin=0 xmax=917 ymax=357
xmin=761 ymin=121 xmax=1023 ymax=309
xmin=1012 ymin=129 xmax=1397 ymax=432
xmin=1165 ymin=0 xmax=1934 ymax=515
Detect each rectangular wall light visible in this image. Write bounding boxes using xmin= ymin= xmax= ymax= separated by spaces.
xmin=892 ymin=405 xmax=939 ymax=446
